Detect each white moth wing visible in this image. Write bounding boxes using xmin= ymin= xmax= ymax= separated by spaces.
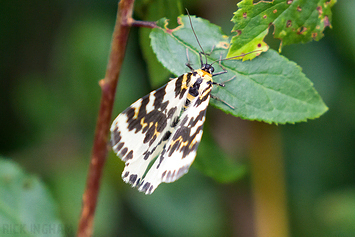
xmin=138 ymin=82 xmax=212 ymax=194
xmin=110 ymin=74 xmax=194 ymax=188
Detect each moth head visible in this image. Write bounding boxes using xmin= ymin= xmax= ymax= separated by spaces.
xmin=201 ymin=63 xmax=214 ymax=74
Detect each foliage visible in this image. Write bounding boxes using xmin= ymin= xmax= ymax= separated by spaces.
xmin=150 ymin=15 xmax=328 ymax=123
xmin=0 ymin=159 xmax=65 ymax=237
xmin=228 ymin=0 xmax=337 ymax=58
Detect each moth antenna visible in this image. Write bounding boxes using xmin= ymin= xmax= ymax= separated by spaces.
xmin=186 ymin=9 xmax=208 ymax=66
xmin=210 ymin=50 xmax=263 ymax=65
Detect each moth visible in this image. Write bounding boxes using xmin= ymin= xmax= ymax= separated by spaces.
xmin=110 ymin=15 xmax=256 ymax=194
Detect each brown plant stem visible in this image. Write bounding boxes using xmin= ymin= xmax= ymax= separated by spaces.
xmin=131 ymin=20 xmax=157 ymax=28
xmin=77 ymin=0 xmax=136 ymax=236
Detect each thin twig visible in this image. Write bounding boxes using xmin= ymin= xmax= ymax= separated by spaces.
xmin=131 ymin=20 xmax=157 ymax=28
xmin=77 ymin=0 xmax=135 ymax=236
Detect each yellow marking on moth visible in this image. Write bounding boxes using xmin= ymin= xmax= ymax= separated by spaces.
xmin=153 ymin=122 xmax=161 ymax=136
xmin=140 ymin=118 xmax=148 ymax=130
xmin=180 ymin=142 xmax=189 ymax=150
xmin=177 ymin=140 xmax=189 ymax=151
xmin=133 ymin=104 xmax=140 ymax=119
xmin=189 ymin=140 xmax=198 ymax=149
xmin=195 ymin=69 xmax=213 ymax=81
xmin=186 ymin=93 xmax=195 ymax=102
xmin=180 ymin=138 xmax=189 ymax=148
xmin=142 ymin=120 xmax=161 ymax=138
xmin=170 ymin=137 xmax=189 ymax=149
xmin=182 ymin=74 xmax=193 ymax=89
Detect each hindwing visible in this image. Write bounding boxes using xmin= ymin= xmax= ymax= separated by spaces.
xmin=110 ymin=73 xmax=194 ymax=188
xmin=138 ymin=78 xmax=213 ymax=194
xmin=111 ymin=66 xmax=215 ymax=194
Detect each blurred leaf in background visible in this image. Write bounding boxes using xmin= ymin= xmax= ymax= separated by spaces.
xmin=0 ymin=159 xmax=65 ymax=237
xmin=136 ymin=0 xmax=183 ymax=87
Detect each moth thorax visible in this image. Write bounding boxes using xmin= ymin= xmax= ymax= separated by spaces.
xmin=189 ymin=77 xmax=203 ymax=97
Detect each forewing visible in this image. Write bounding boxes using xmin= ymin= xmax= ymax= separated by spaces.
xmin=138 ymin=90 xmax=212 ymax=194
xmin=110 ymin=74 xmax=191 ymax=188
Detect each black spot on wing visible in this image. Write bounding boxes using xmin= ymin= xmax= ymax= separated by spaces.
xmin=126 ymin=106 xmax=143 ymax=133
xmin=194 ymin=94 xmax=210 ymax=107
xmin=194 ymin=89 xmax=211 ymax=107
xmin=111 ymin=129 xmax=121 ymax=147
xmin=184 ymin=98 xmax=191 ymax=108
xmin=180 ymin=116 xmax=189 ymax=126
xmin=120 ymin=147 xmax=128 ymax=156
xmin=172 ymin=117 xmax=179 ymax=127
xmin=129 ymin=174 xmax=137 ymax=184
xmin=143 ymin=151 xmax=150 ymax=160
xmin=114 ymin=142 xmax=124 ymax=153
xmin=125 ymin=107 xmax=134 ymax=118
xmin=125 ymin=150 xmax=133 ymax=160
xmin=136 ymin=178 xmax=141 ymax=186
xmin=175 ymin=73 xmax=192 ymax=99
xmin=162 ymin=131 xmax=171 ymax=141
xmin=162 ymin=170 xmax=167 ymax=179
xmin=161 ymin=166 xmax=188 ymax=181
xmin=170 ymin=142 xmax=181 ymax=158
xmin=156 ymin=144 xmax=167 ymax=169
xmin=188 ymin=110 xmax=205 ymax=127
xmin=124 ymin=85 xmax=173 ymax=146
xmin=186 ymin=72 xmax=192 ymax=85
xmin=153 ymin=86 xmax=166 ymax=108
xmin=189 ymin=77 xmax=203 ymax=97
xmin=142 ymin=143 xmax=158 ymax=160
xmin=167 ymin=108 xmax=207 ymax=158
xmin=167 ymin=107 xmax=177 ymax=119
xmin=141 ymin=182 xmax=152 ymax=193
xmin=161 ymin=166 xmax=189 ymax=182
xmin=166 ymin=171 xmax=172 ymax=180
xmin=177 ymin=165 xmax=189 ymax=179
xmin=142 ymin=111 xmax=168 ymax=143
xmin=179 ymin=88 xmax=187 ymax=99
xmin=174 ymin=74 xmax=184 ymax=98
xmin=126 ymin=89 xmax=166 ymax=133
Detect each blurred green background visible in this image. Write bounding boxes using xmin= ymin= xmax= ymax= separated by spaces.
xmin=1 ymin=0 xmax=354 ymax=236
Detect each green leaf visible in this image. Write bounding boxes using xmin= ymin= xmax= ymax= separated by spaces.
xmin=150 ymin=15 xmax=328 ymax=123
xmin=137 ymin=0 xmax=183 ymax=87
xmin=228 ymin=0 xmax=337 ymax=58
xmin=194 ymin=130 xmax=247 ymax=183
xmin=151 ymin=16 xmax=231 ymax=77
xmin=0 ymin=159 xmax=65 ymax=237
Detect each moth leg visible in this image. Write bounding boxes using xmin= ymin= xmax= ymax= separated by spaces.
xmin=216 ymin=75 xmax=236 ymax=86
xmin=212 ymin=53 xmax=228 ymax=76
xmin=210 ymin=94 xmax=235 ymax=110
